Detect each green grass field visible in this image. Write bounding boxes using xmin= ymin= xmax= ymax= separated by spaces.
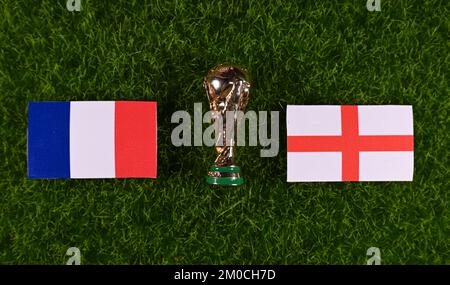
xmin=0 ymin=0 xmax=448 ymax=264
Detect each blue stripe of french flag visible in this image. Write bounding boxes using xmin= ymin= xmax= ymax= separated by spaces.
xmin=28 ymin=101 xmax=157 ymax=179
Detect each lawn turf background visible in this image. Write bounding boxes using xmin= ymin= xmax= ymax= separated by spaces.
xmin=0 ymin=0 xmax=448 ymax=264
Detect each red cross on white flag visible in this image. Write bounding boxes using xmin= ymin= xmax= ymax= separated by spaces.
xmin=287 ymin=105 xmax=414 ymax=182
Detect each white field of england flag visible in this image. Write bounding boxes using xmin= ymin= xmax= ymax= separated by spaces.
xmin=287 ymin=105 xmax=414 ymax=182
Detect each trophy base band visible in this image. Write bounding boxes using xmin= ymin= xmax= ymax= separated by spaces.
xmin=205 ymin=166 xmax=244 ymax=186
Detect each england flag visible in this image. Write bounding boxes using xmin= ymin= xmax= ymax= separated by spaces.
xmin=287 ymin=105 xmax=414 ymax=182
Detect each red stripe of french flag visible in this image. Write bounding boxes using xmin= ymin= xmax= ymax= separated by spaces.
xmin=115 ymin=101 xmax=157 ymax=178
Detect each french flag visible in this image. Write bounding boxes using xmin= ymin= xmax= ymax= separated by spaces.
xmin=28 ymin=101 xmax=157 ymax=179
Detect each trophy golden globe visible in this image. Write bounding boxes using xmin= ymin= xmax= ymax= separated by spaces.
xmin=204 ymin=64 xmax=250 ymax=186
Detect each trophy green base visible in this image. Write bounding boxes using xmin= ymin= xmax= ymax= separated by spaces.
xmin=205 ymin=166 xmax=245 ymax=186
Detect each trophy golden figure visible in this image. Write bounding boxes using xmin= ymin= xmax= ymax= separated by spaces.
xmin=204 ymin=64 xmax=250 ymax=186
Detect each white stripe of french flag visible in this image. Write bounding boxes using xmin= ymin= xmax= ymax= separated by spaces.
xmin=287 ymin=105 xmax=414 ymax=182
xmin=28 ymin=101 xmax=157 ymax=179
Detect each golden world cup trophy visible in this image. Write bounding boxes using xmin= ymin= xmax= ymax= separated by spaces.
xmin=204 ymin=64 xmax=250 ymax=186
